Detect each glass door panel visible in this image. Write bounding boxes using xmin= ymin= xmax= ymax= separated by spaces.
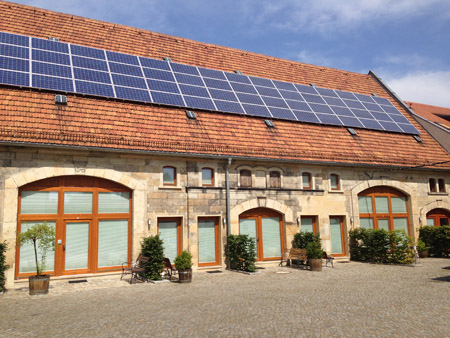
xmin=198 ymin=219 xmax=217 ymax=265
xmin=98 ymin=220 xmax=128 ymax=267
xmin=158 ymin=220 xmax=179 ymax=262
xmin=240 ymin=218 xmax=257 ymax=257
xmin=19 ymin=221 xmax=56 ymax=273
xmin=330 ymin=217 xmax=343 ymax=255
xmin=262 ymin=217 xmax=281 ymax=259
xmin=65 ymin=222 xmax=89 ymax=270
xmin=377 ymin=219 xmax=390 ymax=231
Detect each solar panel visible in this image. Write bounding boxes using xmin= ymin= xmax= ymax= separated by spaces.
xmin=0 ymin=31 xmax=421 ymax=135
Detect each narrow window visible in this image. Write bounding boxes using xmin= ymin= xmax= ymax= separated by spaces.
xmin=201 ymin=168 xmax=214 ymax=186
xmin=438 ymin=179 xmax=446 ymax=193
xmin=240 ymin=169 xmax=252 ymax=187
xmin=429 ymin=178 xmax=436 ymax=193
xmin=302 ymin=172 xmax=312 ymax=189
xmin=330 ymin=174 xmax=340 ymax=190
xmin=269 ymin=171 xmax=281 ymax=188
xmin=163 ymin=166 xmax=176 ymax=186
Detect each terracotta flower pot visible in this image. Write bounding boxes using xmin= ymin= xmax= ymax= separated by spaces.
xmin=29 ymin=275 xmax=50 ymax=295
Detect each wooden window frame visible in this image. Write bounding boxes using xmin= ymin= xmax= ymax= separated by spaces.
xmin=329 ymin=216 xmax=346 ymax=257
xmin=429 ymin=178 xmax=437 ymax=193
xmin=426 ymin=208 xmax=450 ymax=227
xmin=201 ymin=167 xmax=214 ymax=187
xmin=269 ymin=171 xmax=281 ymax=189
xmin=157 ymin=217 xmax=182 ymax=260
xmin=16 ymin=176 xmax=132 ymax=279
xmin=197 ymin=217 xmax=220 ymax=267
xmin=163 ymin=166 xmax=177 ymax=186
xmin=438 ymin=178 xmax=446 ymax=193
xmin=358 ymin=186 xmax=410 ymax=235
xmin=239 ymin=208 xmax=285 ymax=262
xmin=301 ymin=216 xmax=318 ymax=235
xmin=330 ymin=174 xmax=340 ymax=190
xmin=302 ymin=172 xmax=312 ymax=189
xmin=240 ymin=169 xmax=252 ymax=188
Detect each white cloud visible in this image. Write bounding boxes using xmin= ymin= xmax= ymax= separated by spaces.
xmin=241 ymin=0 xmax=450 ymax=34
xmin=383 ymin=71 xmax=450 ymax=108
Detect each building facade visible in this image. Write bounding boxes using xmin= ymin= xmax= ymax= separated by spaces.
xmin=0 ymin=1 xmax=449 ymax=288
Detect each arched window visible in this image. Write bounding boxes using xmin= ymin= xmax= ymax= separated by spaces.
xmin=358 ymin=187 xmax=410 ymax=234
xmin=269 ymin=171 xmax=281 ymax=188
xmin=426 ymin=209 xmax=450 ymax=226
xmin=302 ymin=172 xmax=312 ymax=189
xmin=240 ymin=169 xmax=252 ymax=187
xmin=17 ymin=176 xmax=132 ymax=278
xmin=163 ymin=166 xmax=176 ymax=186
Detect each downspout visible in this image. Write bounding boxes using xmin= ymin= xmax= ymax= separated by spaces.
xmin=226 ymin=158 xmax=232 ymax=235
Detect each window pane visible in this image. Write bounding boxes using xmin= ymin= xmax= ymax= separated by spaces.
xmin=98 ymin=192 xmax=130 ymax=213
xmin=262 ymin=217 xmax=281 ymax=258
xmin=159 ymin=221 xmax=178 ymax=262
xmin=391 ymin=197 xmax=407 ymax=213
xmin=19 ymin=221 xmax=56 ymax=273
xmin=163 ymin=167 xmax=175 ymax=184
xmin=440 ymin=218 xmax=449 ymax=226
xmin=359 ymin=218 xmax=373 ymax=229
xmin=393 ymin=218 xmax=408 ymax=233
xmin=198 ymin=220 xmax=216 ymax=264
xmin=21 ymin=191 xmax=58 ymax=214
xmin=64 ymin=192 xmax=93 ymax=214
xmin=65 ymin=222 xmax=89 ymax=270
xmin=240 ymin=218 xmax=257 ymax=257
xmin=269 ymin=171 xmax=280 ymax=188
xmin=429 ymin=178 xmax=436 ymax=192
xmin=358 ymin=196 xmax=373 ymax=213
xmin=330 ymin=175 xmax=338 ymax=189
xmin=255 ymin=170 xmax=266 ymax=188
xmin=202 ymin=168 xmax=213 ymax=186
xmin=240 ymin=170 xmax=251 ymax=187
xmin=378 ymin=219 xmax=389 ymax=231
xmin=438 ymin=179 xmax=446 ymax=192
xmin=426 ymin=218 xmax=435 ymax=226
xmin=375 ymin=197 xmax=389 ymax=213
xmin=330 ymin=218 xmax=343 ymax=254
xmin=98 ymin=220 xmax=128 ymax=267
xmin=301 ymin=217 xmax=314 ymax=233
xmin=302 ymin=173 xmax=311 ymax=188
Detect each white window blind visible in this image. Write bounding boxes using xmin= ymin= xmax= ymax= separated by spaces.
xmin=359 ymin=218 xmax=374 ymax=229
xmin=98 ymin=220 xmax=128 ymax=267
xmin=426 ymin=218 xmax=435 ymax=226
xmin=377 ymin=219 xmax=390 ymax=231
xmin=19 ymin=221 xmax=56 ymax=273
xmin=98 ymin=192 xmax=130 ymax=213
xmin=358 ymin=196 xmax=373 ymax=213
xmin=393 ymin=218 xmax=408 ymax=233
xmin=65 ymin=222 xmax=89 ymax=270
xmin=330 ymin=218 xmax=343 ymax=254
xmin=262 ymin=217 xmax=281 ymax=258
xmin=21 ymin=191 xmax=58 ymax=214
xmin=198 ymin=220 xmax=216 ymax=264
xmin=301 ymin=218 xmax=314 ymax=233
xmin=159 ymin=221 xmax=178 ymax=262
xmin=64 ymin=192 xmax=93 ymax=214
xmin=240 ymin=219 xmax=257 ymax=241
xmin=391 ymin=197 xmax=407 ymax=213
xmin=375 ymin=197 xmax=389 ymax=213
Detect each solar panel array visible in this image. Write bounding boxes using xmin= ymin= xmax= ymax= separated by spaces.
xmin=0 ymin=31 xmax=420 ymax=135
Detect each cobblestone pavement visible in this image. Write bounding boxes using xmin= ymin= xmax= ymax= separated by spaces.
xmin=1 ymin=259 xmax=449 ymax=338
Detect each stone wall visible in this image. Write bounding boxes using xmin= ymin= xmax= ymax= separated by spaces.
xmin=0 ymin=145 xmax=449 ymax=287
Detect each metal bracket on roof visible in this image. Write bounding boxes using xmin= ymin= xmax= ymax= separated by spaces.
xmin=186 ymin=110 xmax=196 ymax=119
xmin=48 ymin=37 xmax=59 ymax=42
xmin=163 ymin=57 xmax=172 ymax=62
xmin=347 ymin=128 xmax=357 ymax=136
xmin=234 ymin=70 xmax=243 ymax=75
xmin=413 ymin=135 xmax=422 ymax=143
xmin=55 ymin=95 xmax=67 ymax=105
xmin=264 ymin=119 xmax=275 ymax=128
xmin=309 ymin=83 xmax=316 ymax=87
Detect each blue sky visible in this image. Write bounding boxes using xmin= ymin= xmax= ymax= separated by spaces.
xmin=12 ymin=0 xmax=450 ymax=108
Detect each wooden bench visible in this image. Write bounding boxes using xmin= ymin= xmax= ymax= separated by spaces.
xmin=280 ymin=248 xmax=308 ymax=268
xmin=121 ymin=254 xmax=149 ymax=284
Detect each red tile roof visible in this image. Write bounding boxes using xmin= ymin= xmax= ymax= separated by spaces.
xmin=0 ymin=1 xmax=449 ymax=170
xmin=406 ymin=101 xmax=450 ymax=130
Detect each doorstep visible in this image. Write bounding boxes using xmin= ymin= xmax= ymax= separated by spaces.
xmin=13 ymin=271 xmax=122 ymax=288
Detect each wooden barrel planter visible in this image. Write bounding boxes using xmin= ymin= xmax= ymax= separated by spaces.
xmin=309 ymin=259 xmax=322 ymax=272
xmin=418 ymin=250 xmax=428 ymax=258
xmin=178 ymin=269 xmax=192 ymax=283
xmin=29 ymin=275 xmax=50 ymax=295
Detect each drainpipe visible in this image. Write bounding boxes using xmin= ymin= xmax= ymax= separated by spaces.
xmin=226 ymin=158 xmax=232 ymax=235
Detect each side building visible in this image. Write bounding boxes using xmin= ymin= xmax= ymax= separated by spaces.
xmin=0 ymin=1 xmax=449 ymax=288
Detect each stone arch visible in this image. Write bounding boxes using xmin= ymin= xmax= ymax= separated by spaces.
xmin=419 ymin=200 xmax=450 ymax=225
xmin=2 ymin=167 xmax=147 ymax=289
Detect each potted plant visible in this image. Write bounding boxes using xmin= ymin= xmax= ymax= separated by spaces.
xmin=174 ymin=250 xmax=193 ymax=283
xmin=306 ymin=240 xmax=323 ymax=271
xmin=17 ymin=222 xmax=55 ymax=295
xmin=416 ymin=239 xmax=429 ymax=258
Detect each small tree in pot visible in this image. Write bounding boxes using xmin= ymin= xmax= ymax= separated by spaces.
xmin=306 ymin=239 xmax=323 ymax=271
xmin=416 ymin=239 xmax=429 ymax=258
xmin=174 ymin=251 xmax=193 ymax=283
xmin=17 ymin=222 xmax=55 ymax=295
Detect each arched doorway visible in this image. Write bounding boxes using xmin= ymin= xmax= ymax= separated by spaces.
xmin=239 ymin=208 xmax=284 ymax=261
xmin=358 ymin=186 xmax=411 ymax=234
xmin=426 ymin=209 xmax=450 ymax=226
xmin=16 ymin=176 xmax=132 ymax=279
